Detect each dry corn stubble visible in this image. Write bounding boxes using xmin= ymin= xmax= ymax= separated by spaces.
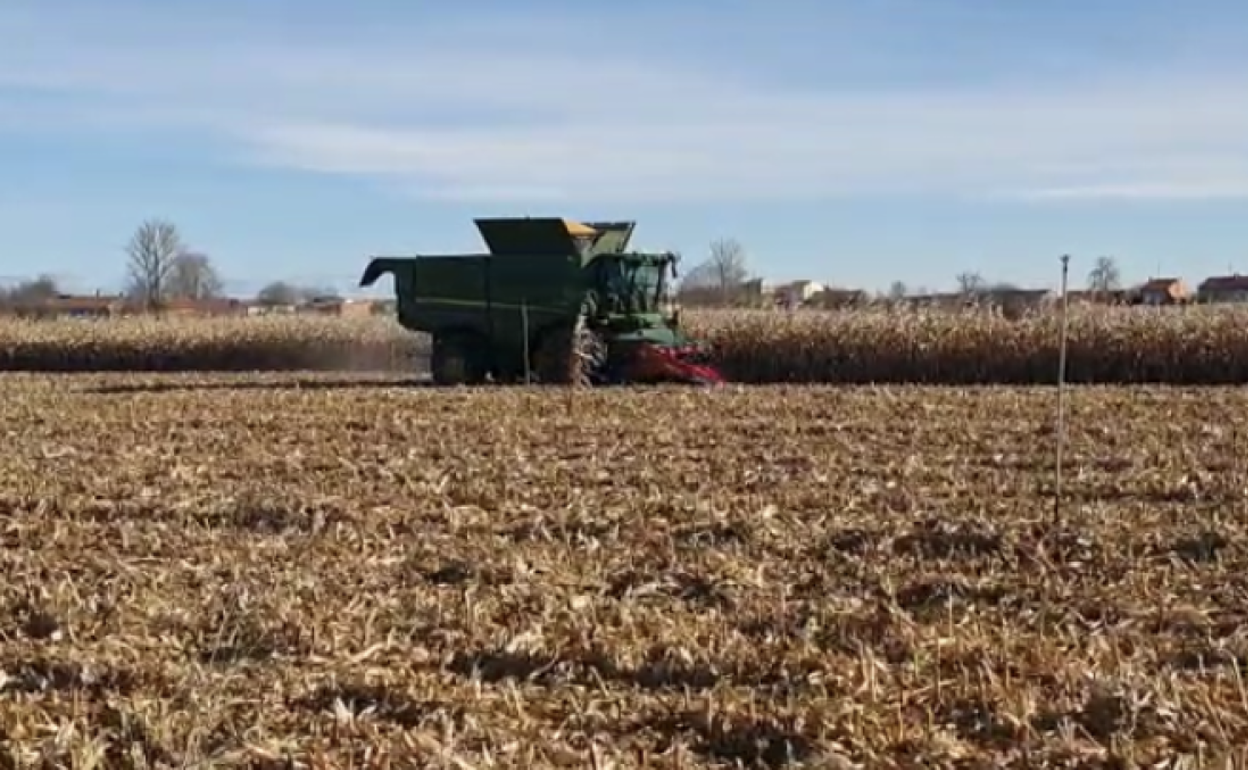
xmin=2 ymin=373 xmax=1248 ymax=767
xmin=5 ymin=304 xmax=1248 ymax=383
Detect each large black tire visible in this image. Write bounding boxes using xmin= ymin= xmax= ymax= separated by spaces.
xmin=431 ymin=331 xmax=488 ymax=386
xmin=532 ymin=326 xmax=577 ymax=385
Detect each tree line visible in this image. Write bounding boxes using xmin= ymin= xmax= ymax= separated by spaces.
xmin=675 ymin=238 xmax=1125 ymax=303
xmin=1 ymin=218 xmax=1129 ymax=311
xmin=0 ymin=218 xmax=340 ymax=310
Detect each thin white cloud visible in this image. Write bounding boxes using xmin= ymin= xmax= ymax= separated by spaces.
xmin=1014 ymin=182 xmax=1248 ymax=201
xmin=2 ymin=4 xmax=1248 ymax=203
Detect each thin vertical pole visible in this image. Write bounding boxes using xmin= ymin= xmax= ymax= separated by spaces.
xmin=566 ymin=315 xmax=581 ymax=416
xmin=1054 ymin=254 xmax=1071 ymax=517
xmin=521 ymin=299 xmax=531 ymax=385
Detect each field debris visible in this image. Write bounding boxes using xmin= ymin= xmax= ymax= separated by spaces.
xmin=1 ymin=374 xmax=1248 ymax=765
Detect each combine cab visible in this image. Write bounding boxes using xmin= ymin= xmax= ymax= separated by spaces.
xmin=360 ymin=217 xmax=725 ymax=386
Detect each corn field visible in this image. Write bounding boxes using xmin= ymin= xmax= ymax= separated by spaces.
xmin=0 ymin=304 xmax=1246 ymax=383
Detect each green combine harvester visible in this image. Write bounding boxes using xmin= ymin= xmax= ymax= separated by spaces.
xmin=359 ymin=217 xmax=725 ymax=386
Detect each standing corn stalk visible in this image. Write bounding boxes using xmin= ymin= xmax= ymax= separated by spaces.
xmin=566 ymin=309 xmax=606 ymax=412
xmin=572 ymin=311 xmax=606 ymax=387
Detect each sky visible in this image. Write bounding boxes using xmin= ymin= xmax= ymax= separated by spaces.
xmin=3 ymin=0 xmax=1248 ymax=298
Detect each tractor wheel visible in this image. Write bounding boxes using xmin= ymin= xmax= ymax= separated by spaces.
xmin=430 ymin=332 xmax=487 ymax=386
xmin=533 ymin=317 xmax=605 ymax=385
xmin=532 ymin=327 xmax=577 ymax=384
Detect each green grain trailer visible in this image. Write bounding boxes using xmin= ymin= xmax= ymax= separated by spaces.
xmin=359 ymin=217 xmax=723 ymax=386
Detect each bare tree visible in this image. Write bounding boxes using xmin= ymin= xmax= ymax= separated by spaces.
xmin=887 ymin=280 xmax=908 ymax=300
xmin=680 ymin=237 xmax=751 ymax=304
xmin=707 ymin=237 xmax=749 ymax=295
xmin=125 ymin=219 xmax=184 ymax=311
xmin=257 ymin=281 xmax=302 ymax=306
xmin=1087 ymin=255 xmax=1121 ymax=293
xmin=166 ymin=251 xmax=223 ymax=300
xmin=955 ymin=271 xmax=986 ymax=296
xmin=256 ymin=281 xmax=337 ymax=306
xmin=677 ymin=262 xmax=714 ymax=290
xmin=0 ymin=274 xmax=60 ymax=310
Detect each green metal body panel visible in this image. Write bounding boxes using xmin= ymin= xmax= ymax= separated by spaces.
xmin=474 ymin=217 xmax=583 ymax=257
xmin=360 ymin=217 xmax=694 ymax=379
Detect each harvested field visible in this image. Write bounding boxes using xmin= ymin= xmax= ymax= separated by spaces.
xmin=5 ymin=304 xmax=1248 ymax=383
xmin=2 ymin=374 xmax=1248 ymax=767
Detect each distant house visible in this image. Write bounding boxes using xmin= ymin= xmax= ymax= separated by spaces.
xmin=52 ymin=296 xmax=122 ymax=318
xmin=1137 ymin=278 xmax=1189 ymax=305
xmin=1070 ymin=289 xmax=1136 ymax=305
xmin=159 ymin=297 xmax=248 ymax=317
xmin=774 ymin=280 xmax=825 ymax=308
xmin=738 ymin=278 xmax=775 ymax=307
xmin=1197 ymin=275 xmax=1248 ymax=304
xmin=297 ymin=297 xmax=376 ymax=317
xmin=950 ymin=287 xmax=1052 ymax=319
xmin=987 ymin=287 xmax=1053 ymax=306
xmin=677 ymin=278 xmax=772 ymax=308
xmin=906 ymin=292 xmax=964 ymax=310
xmin=812 ymin=288 xmax=869 ymax=309
xmin=247 ymin=303 xmax=297 ymax=316
xmin=8 ymin=294 xmax=124 ymax=319
xmin=335 ymin=299 xmax=377 ymax=318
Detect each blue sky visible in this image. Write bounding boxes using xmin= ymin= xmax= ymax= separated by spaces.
xmin=3 ymin=0 xmax=1248 ymax=297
